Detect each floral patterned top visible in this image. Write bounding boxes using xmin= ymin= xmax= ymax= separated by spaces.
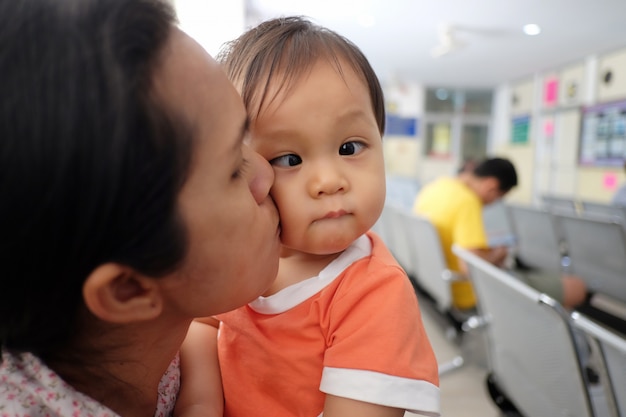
xmin=0 ymin=350 xmax=180 ymax=417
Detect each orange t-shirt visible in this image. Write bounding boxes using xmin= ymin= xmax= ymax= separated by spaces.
xmin=216 ymin=232 xmax=440 ymax=417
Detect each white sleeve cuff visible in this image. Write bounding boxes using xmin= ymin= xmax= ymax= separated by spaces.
xmin=319 ymin=367 xmax=440 ymax=416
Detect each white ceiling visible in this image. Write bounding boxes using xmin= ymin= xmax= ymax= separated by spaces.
xmin=247 ymin=0 xmax=626 ymax=88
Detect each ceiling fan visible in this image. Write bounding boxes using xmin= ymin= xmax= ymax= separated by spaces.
xmin=430 ymin=22 xmax=516 ymax=58
xmin=431 ymin=23 xmax=467 ymax=58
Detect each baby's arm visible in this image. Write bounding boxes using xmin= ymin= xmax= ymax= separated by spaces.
xmin=174 ymin=318 xmax=223 ymax=417
xmin=323 ymin=395 xmax=406 ymax=417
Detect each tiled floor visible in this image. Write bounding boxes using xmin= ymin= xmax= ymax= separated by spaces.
xmin=406 ymin=299 xmax=503 ymax=417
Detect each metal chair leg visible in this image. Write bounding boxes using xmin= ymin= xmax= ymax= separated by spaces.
xmin=438 ymin=355 xmax=465 ymax=376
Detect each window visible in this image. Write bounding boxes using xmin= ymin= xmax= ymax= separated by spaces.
xmin=424 ymin=87 xmax=493 ymax=158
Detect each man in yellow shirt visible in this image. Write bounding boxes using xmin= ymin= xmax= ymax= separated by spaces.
xmin=414 ymin=157 xmax=587 ymax=309
xmin=413 ymin=158 xmax=514 ymax=308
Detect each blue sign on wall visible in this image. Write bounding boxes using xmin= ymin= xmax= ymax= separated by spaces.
xmin=385 ymin=115 xmax=419 ymax=137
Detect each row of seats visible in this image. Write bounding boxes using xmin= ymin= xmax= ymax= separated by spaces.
xmin=455 ymin=246 xmax=626 ymax=417
xmin=541 ymin=194 xmax=626 ymax=225
xmin=537 ymin=195 xmax=626 ymax=311
xmin=372 ymin=203 xmax=626 ymax=417
xmin=507 ymin=203 xmax=626 ymax=305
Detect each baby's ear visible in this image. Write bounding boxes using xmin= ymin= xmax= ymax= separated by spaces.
xmin=83 ymin=263 xmax=163 ymax=323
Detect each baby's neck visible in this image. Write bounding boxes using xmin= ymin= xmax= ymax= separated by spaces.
xmin=263 ymin=250 xmax=343 ymax=296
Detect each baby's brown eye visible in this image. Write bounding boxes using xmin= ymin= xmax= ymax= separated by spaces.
xmin=270 ymin=154 xmax=302 ymax=167
xmin=339 ymin=141 xmax=365 ymax=156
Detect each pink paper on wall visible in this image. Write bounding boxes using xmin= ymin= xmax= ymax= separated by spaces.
xmin=543 ymin=118 xmax=554 ymax=137
xmin=544 ymin=78 xmax=558 ymax=106
xmin=603 ymin=173 xmax=617 ymax=190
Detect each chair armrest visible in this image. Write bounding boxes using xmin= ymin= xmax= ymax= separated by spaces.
xmin=441 ymin=269 xmax=463 ymax=282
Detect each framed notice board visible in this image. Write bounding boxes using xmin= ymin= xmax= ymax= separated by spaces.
xmin=579 ymin=100 xmax=626 ymax=167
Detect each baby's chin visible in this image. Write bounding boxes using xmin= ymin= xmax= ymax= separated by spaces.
xmin=286 ymin=237 xmax=361 ymax=257
xmin=280 ymin=245 xmax=348 ymax=258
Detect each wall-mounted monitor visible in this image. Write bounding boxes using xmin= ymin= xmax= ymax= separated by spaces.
xmin=579 ymin=99 xmax=626 ymax=167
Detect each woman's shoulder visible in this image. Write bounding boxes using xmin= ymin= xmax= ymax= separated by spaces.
xmin=1 ymin=350 xmax=119 ymax=417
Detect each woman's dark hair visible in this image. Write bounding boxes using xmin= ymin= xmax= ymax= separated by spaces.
xmin=0 ymin=0 xmax=193 ymax=359
xmin=218 ymin=16 xmax=386 ymax=134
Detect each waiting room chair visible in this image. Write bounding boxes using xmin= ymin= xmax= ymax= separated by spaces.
xmin=506 ymin=203 xmax=565 ymax=272
xmin=554 ymin=213 xmax=626 ymax=304
xmin=541 ymin=194 xmax=580 ymax=215
xmin=383 ymin=204 xmax=417 ymax=279
xmin=581 ymin=200 xmax=626 ymax=225
xmin=372 ymin=204 xmax=395 ymax=248
xmin=482 ymin=200 xmax=516 ymax=247
xmin=385 ymin=176 xmax=421 ymax=210
xmin=403 ymin=213 xmax=457 ymax=314
xmin=453 ymin=244 xmax=595 ymax=417
xmin=402 ymin=214 xmax=484 ymax=376
xmin=572 ymin=312 xmax=626 ymax=417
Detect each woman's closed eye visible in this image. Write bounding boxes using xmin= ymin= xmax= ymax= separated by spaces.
xmin=339 ymin=141 xmax=366 ymax=156
xmin=270 ymin=153 xmax=302 ymax=167
xmin=231 ymin=158 xmax=251 ymax=180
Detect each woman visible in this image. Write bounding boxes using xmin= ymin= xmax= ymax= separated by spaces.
xmin=0 ymin=0 xmax=280 ymax=415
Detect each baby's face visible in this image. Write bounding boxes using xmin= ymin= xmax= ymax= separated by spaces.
xmin=251 ymin=59 xmax=386 ymax=256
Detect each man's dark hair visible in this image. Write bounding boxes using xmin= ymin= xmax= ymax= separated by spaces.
xmin=473 ymin=157 xmax=518 ymax=193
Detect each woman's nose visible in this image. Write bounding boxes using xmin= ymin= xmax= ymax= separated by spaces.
xmin=244 ymin=145 xmax=274 ymax=204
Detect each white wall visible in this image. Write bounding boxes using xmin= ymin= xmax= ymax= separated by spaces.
xmin=491 ymin=49 xmax=626 ymax=203
xmin=174 ymin=0 xmax=245 ymax=57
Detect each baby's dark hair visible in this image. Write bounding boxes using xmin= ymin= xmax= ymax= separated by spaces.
xmin=218 ymin=16 xmax=385 ymax=134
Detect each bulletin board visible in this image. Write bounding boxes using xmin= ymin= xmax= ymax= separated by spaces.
xmin=511 ymin=116 xmax=530 ymax=145
xmin=385 ymin=114 xmax=419 ymax=137
xmin=579 ymin=99 xmax=626 ymax=167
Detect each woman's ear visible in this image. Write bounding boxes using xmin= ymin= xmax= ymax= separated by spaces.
xmin=83 ymin=263 xmax=164 ymax=323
